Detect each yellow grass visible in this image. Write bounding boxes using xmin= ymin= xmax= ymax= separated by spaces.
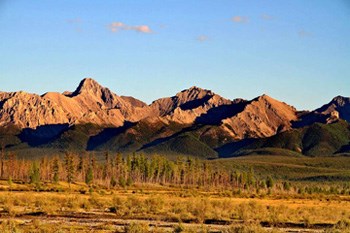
xmin=0 ymin=182 xmax=350 ymax=232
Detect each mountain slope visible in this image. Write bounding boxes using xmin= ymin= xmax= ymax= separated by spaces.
xmin=0 ymin=91 xmax=70 ymax=128
xmin=141 ymin=133 xmax=218 ymax=158
xmin=221 ymin=95 xmax=297 ymax=139
xmin=0 ymin=78 xmax=349 ymax=158
xmin=218 ymin=120 xmax=350 ymax=157
xmin=292 ymin=96 xmax=350 ymax=128
xmin=0 ymin=78 xmax=154 ymax=129
xmin=150 ymin=86 xmax=236 ymax=124
xmin=314 ymin=96 xmax=350 ymax=122
xmin=44 ymin=78 xmax=153 ymax=126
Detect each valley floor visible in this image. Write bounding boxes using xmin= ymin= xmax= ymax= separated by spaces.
xmin=0 ymin=184 xmax=349 ymax=233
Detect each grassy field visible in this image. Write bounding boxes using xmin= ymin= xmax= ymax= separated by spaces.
xmin=213 ymin=155 xmax=350 ymax=181
xmin=1 ymin=155 xmax=350 ymax=232
xmin=1 ymin=181 xmax=350 ymax=232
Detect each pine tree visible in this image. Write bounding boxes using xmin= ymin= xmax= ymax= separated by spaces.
xmin=110 ymin=175 xmax=117 ymax=187
xmin=29 ymin=162 xmax=40 ymax=185
xmin=283 ymin=181 xmax=291 ymax=191
xmin=247 ymin=167 xmax=256 ymax=188
xmin=64 ymin=152 xmax=75 ymax=186
xmin=77 ymin=153 xmax=84 ymax=173
xmin=266 ymin=176 xmax=274 ymax=189
xmin=126 ymin=176 xmax=133 ymax=186
xmin=52 ymin=157 xmax=60 ymax=184
xmin=8 ymin=152 xmax=16 ymax=179
xmin=8 ymin=176 xmax=13 ymax=187
xmin=103 ymin=151 xmax=109 ymax=180
xmin=119 ymin=176 xmax=126 ymax=188
xmin=0 ymin=145 xmax=5 ymax=179
xmin=85 ymin=165 xmax=94 ymax=186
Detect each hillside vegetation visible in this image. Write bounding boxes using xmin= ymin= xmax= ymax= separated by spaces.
xmin=217 ymin=120 xmax=350 ymax=157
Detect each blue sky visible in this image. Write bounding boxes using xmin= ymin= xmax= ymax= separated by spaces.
xmin=0 ymin=0 xmax=349 ymax=110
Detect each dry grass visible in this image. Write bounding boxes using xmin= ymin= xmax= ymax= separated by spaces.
xmin=0 ymin=183 xmax=350 ymax=232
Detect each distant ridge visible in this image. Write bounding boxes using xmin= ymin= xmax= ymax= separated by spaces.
xmin=0 ymin=78 xmax=349 ymax=157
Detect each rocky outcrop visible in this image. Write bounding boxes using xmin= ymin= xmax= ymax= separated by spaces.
xmin=0 ymin=78 xmax=153 ymax=129
xmin=221 ymin=95 xmax=298 ymax=139
xmin=0 ymin=91 xmax=70 ymax=128
xmin=314 ymin=96 xmax=350 ymax=122
xmin=150 ymin=86 xmax=233 ymax=124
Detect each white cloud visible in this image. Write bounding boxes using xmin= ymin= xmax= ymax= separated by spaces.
xmin=197 ymin=35 xmax=208 ymax=42
xmin=231 ymin=16 xmax=249 ymax=23
xmin=66 ymin=18 xmax=83 ymax=32
xmin=298 ymin=29 xmax=312 ymax=38
xmin=66 ymin=18 xmax=82 ymax=24
xmin=261 ymin=14 xmax=273 ymax=20
xmin=108 ymin=22 xmax=153 ymax=34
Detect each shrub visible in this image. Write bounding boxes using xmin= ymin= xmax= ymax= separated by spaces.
xmin=173 ymin=223 xmax=185 ymax=233
xmin=124 ymin=222 xmax=149 ymax=233
xmin=223 ymin=223 xmax=281 ymax=233
xmin=145 ymin=196 xmax=164 ymax=214
xmin=111 ymin=196 xmax=128 ymax=216
xmin=236 ymin=201 xmax=265 ymax=223
xmin=0 ymin=220 xmax=21 ymax=233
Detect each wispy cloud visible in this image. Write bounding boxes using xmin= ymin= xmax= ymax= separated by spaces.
xmin=298 ymin=29 xmax=312 ymax=38
xmin=66 ymin=18 xmax=82 ymax=24
xmin=108 ymin=22 xmax=153 ymax=34
xmin=197 ymin=35 xmax=208 ymax=42
xmin=261 ymin=14 xmax=273 ymax=20
xmin=231 ymin=16 xmax=249 ymax=23
xmin=66 ymin=18 xmax=83 ymax=32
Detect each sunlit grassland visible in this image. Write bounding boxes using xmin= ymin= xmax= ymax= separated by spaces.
xmin=1 ymin=154 xmax=350 ymax=232
xmin=213 ymin=155 xmax=350 ymax=181
xmin=0 ymin=181 xmax=350 ymax=232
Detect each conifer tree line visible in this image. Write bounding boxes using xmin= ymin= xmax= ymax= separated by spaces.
xmin=1 ymin=148 xmax=350 ymax=195
xmin=0 ymin=149 xmax=275 ymax=190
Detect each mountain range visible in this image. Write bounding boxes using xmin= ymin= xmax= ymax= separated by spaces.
xmin=0 ymin=78 xmax=349 ymax=158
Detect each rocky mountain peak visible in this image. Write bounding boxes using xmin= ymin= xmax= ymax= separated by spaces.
xmin=121 ymin=96 xmax=148 ymax=108
xmin=150 ymin=86 xmax=231 ymax=121
xmin=331 ymin=96 xmax=350 ymax=106
xmin=174 ymin=86 xmax=218 ymax=109
xmin=177 ymin=86 xmax=214 ymax=99
xmin=65 ymin=78 xmax=128 ymax=112
xmin=221 ymin=94 xmax=298 ymax=139
xmin=255 ymin=94 xmax=275 ymax=102
xmin=70 ymin=78 xmax=105 ymax=96
xmin=314 ymin=95 xmax=350 ymax=122
xmin=258 ymin=93 xmax=270 ymax=99
xmin=254 ymin=94 xmax=297 ymax=111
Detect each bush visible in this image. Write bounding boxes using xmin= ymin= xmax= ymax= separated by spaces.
xmin=173 ymin=223 xmax=185 ymax=233
xmin=0 ymin=220 xmax=21 ymax=233
xmin=236 ymin=201 xmax=265 ymax=223
xmin=111 ymin=196 xmax=127 ymax=216
xmin=124 ymin=222 xmax=149 ymax=233
xmin=330 ymin=219 xmax=350 ymax=232
xmin=223 ymin=223 xmax=279 ymax=233
xmin=145 ymin=196 xmax=164 ymax=214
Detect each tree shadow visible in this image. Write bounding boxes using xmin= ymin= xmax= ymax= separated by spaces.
xmin=215 ymin=138 xmax=257 ymax=158
xmin=195 ymin=101 xmax=247 ymax=125
xmin=336 ymin=143 xmax=350 ymax=154
xmin=138 ymin=101 xmax=248 ymax=152
xmin=19 ymin=123 xmax=70 ymax=147
xmin=292 ymin=112 xmax=328 ymax=128
xmin=87 ymin=121 xmax=136 ymax=150
xmin=137 ymin=125 xmax=202 ymax=151
xmin=179 ymin=95 xmax=213 ymax=110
